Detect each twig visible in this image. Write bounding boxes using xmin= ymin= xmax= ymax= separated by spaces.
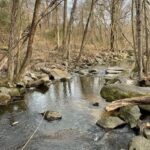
xmin=21 ymin=112 xmax=46 ymax=150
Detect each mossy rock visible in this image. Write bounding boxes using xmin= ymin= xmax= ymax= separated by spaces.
xmin=100 ymin=83 xmax=150 ymax=102
xmin=119 ymin=106 xmax=141 ymax=128
xmin=9 ymin=88 xmax=20 ymax=97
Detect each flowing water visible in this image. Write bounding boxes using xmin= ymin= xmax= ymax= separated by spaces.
xmin=0 ymin=66 xmax=135 ymax=150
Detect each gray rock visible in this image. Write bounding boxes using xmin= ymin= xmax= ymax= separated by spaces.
xmin=50 ymin=68 xmax=71 ymax=80
xmin=43 ymin=111 xmax=62 ymax=121
xmin=119 ymin=106 xmax=141 ymax=128
xmin=129 ymin=136 xmax=150 ymax=150
xmin=144 ymin=128 xmax=150 ymax=139
xmin=96 ymin=116 xmax=125 ymax=129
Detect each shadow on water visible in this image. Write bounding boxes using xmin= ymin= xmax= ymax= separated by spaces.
xmin=0 ymin=73 xmax=135 ymax=150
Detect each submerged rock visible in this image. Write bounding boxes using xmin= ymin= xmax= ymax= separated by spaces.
xmin=129 ymin=136 xmax=150 ymax=150
xmin=119 ymin=106 xmax=141 ymax=128
xmin=43 ymin=111 xmax=62 ymax=122
xmin=100 ymin=83 xmax=150 ymax=102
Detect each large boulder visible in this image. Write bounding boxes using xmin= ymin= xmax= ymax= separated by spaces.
xmin=100 ymin=83 xmax=150 ymax=102
xmin=129 ymin=136 xmax=150 ymax=150
xmin=119 ymin=106 xmax=141 ymax=128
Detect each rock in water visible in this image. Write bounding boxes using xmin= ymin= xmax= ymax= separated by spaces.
xmin=129 ymin=136 xmax=150 ymax=150
xmin=119 ymin=106 xmax=141 ymax=128
xmin=100 ymin=83 xmax=150 ymax=102
xmin=96 ymin=115 xmax=125 ymax=129
xmin=50 ymin=68 xmax=71 ymax=81
xmin=96 ymin=116 xmax=125 ymax=129
xmin=43 ymin=111 xmax=62 ymax=121
xmin=0 ymin=93 xmax=11 ymax=105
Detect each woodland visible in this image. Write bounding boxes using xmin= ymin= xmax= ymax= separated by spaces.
xmin=0 ymin=0 xmax=150 ymax=150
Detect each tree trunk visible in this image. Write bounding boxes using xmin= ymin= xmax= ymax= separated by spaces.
xmin=135 ymin=0 xmax=143 ymax=80
xmin=144 ymin=0 xmax=149 ymax=76
xmin=55 ymin=3 xmax=60 ymax=48
xmin=8 ymin=0 xmax=20 ymax=82
xmin=16 ymin=0 xmax=41 ymax=81
xmin=64 ymin=0 xmax=78 ymax=60
xmin=110 ymin=0 xmax=116 ymax=51
xmin=77 ymin=0 xmax=95 ymax=62
xmin=62 ymin=0 xmax=67 ymax=50
xmin=131 ymin=0 xmax=138 ymax=65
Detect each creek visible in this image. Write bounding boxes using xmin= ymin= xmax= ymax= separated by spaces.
xmin=0 ymin=66 xmax=135 ymax=150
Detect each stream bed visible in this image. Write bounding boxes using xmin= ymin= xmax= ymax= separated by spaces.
xmin=0 ymin=67 xmax=135 ymax=150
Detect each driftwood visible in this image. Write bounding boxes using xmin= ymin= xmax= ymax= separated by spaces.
xmin=106 ymin=96 xmax=150 ymax=111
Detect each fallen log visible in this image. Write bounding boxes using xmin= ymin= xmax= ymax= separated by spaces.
xmin=105 ymin=96 xmax=150 ymax=111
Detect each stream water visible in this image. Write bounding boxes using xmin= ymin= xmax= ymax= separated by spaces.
xmin=0 ymin=66 xmax=135 ymax=150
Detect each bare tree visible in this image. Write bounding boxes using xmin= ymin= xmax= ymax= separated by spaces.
xmin=62 ymin=0 xmax=67 ymax=49
xmin=77 ymin=0 xmax=96 ymax=62
xmin=110 ymin=0 xmax=116 ymax=51
xmin=16 ymin=0 xmax=41 ymax=81
xmin=8 ymin=0 xmax=20 ymax=82
xmin=135 ymin=0 xmax=143 ymax=80
xmin=64 ymin=0 xmax=78 ymax=60
xmin=144 ymin=0 xmax=149 ymax=76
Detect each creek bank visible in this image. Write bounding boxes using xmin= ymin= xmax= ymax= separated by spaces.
xmin=0 ymin=87 xmax=25 ymax=105
xmin=0 ymin=67 xmax=72 ymax=106
xmin=98 ymin=68 xmax=150 ymax=149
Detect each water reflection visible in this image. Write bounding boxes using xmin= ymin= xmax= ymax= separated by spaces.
xmin=0 ymin=101 xmax=26 ymax=115
xmin=26 ymin=75 xmax=104 ymax=112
